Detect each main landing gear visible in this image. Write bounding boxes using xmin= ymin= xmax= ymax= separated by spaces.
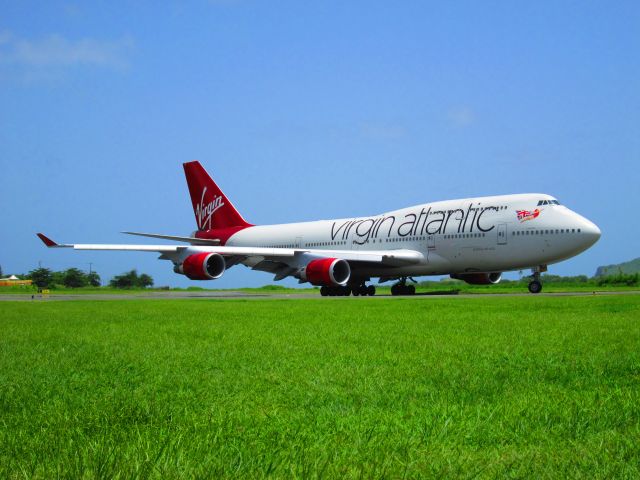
xmin=351 ymin=283 xmax=376 ymax=296
xmin=390 ymin=277 xmax=416 ymax=296
xmin=528 ymin=269 xmax=543 ymax=294
xmin=320 ymin=284 xmax=376 ymax=297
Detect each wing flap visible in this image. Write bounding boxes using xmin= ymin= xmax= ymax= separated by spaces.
xmin=292 ymin=248 xmax=424 ymax=266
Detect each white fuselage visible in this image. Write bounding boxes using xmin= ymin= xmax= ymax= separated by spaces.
xmin=225 ymin=193 xmax=600 ymax=278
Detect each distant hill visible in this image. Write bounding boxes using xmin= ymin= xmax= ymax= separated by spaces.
xmin=595 ymin=258 xmax=640 ymax=277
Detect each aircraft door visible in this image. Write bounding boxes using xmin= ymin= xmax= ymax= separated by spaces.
xmin=427 ymin=234 xmax=436 ymax=250
xmin=497 ymin=224 xmax=507 ymax=245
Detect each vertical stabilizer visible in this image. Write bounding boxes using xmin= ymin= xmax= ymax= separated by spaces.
xmin=183 ymin=161 xmax=252 ymax=231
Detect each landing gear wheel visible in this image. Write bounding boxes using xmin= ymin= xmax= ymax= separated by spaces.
xmin=528 ymin=280 xmax=542 ymax=294
xmin=367 ymin=285 xmax=376 ymax=296
xmin=320 ymin=286 xmax=329 ymax=297
xmin=391 ymin=282 xmax=415 ymax=296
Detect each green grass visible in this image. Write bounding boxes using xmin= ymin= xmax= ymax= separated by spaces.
xmin=0 ymin=285 xmax=317 ymax=295
xmin=1 ymin=296 xmax=639 ymax=478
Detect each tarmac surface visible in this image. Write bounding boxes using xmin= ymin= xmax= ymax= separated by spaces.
xmin=1 ymin=290 xmax=638 ymax=301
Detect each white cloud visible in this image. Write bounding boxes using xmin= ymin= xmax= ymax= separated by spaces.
xmin=0 ymin=31 xmax=133 ymax=70
xmin=447 ymin=107 xmax=475 ymax=127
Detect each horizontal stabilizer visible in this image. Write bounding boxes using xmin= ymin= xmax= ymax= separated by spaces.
xmin=122 ymin=231 xmax=221 ymax=245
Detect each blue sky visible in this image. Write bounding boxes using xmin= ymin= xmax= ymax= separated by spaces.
xmin=1 ymin=1 xmax=638 ymax=287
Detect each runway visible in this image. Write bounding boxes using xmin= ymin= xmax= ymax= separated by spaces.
xmin=1 ymin=290 xmax=638 ymax=301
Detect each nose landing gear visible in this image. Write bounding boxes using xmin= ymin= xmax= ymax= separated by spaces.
xmin=528 ymin=268 xmax=544 ymax=294
xmin=528 ymin=279 xmax=542 ymax=294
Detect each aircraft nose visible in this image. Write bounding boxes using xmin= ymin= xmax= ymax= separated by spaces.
xmin=584 ymin=221 xmax=601 ymax=246
xmin=576 ymin=215 xmax=601 ymax=249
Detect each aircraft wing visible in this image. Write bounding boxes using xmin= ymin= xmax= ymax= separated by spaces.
xmin=36 ymin=233 xmax=296 ymax=257
xmin=37 ymin=233 xmax=423 ymax=267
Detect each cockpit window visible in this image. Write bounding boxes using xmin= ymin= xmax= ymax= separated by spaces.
xmin=537 ymin=199 xmax=561 ymax=206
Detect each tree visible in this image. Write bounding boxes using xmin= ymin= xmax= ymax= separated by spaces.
xmin=50 ymin=271 xmax=65 ymax=287
xmin=63 ymin=268 xmax=88 ymax=288
xmin=138 ymin=273 xmax=154 ymax=288
xmin=87 ymin=271 xmax=101 ymax=287
xmin=109 ymin=269 xmax=154 ymax=289
xmin=110 ymin=270 xmax=137 ymax=289
xmin=0 ymin=264 xmax=3 ymax=278
xmin=28 ymin=268 xmax=53 ymax=288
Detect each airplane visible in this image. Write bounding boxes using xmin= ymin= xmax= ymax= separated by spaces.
xmin=38 ymin=160 xmax=601 ymax=296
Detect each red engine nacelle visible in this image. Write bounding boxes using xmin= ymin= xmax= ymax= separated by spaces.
xmin=303 ymin=258 xmax=351 ymax=286
xmin=175 ymin=253 xmax=226 ymax=280
xmin=451 ymin=272 xmax=502 ymax=285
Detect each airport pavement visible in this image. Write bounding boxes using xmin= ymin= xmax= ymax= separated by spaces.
xmin=0 ymin=290 xmax=638 ymax=301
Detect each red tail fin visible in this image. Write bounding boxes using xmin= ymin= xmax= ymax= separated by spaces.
xmin=183 ymin=161 xmax=251 ymax=231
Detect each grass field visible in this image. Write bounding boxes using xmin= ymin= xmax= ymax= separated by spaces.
xmin=1 ymin=296 xmax=639 ymax=478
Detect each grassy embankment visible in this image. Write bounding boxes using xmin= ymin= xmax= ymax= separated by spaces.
xmin=1 ymin=295 xmax=639 ymax=477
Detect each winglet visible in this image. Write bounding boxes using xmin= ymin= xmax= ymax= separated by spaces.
xmin=37 ymin=233 xmax=67 ymax=248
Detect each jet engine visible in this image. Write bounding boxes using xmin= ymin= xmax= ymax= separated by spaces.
xmin=302 ymin=258 xmax=351 ymax=286
xmin=450 ymin=272 xmax=502 ymax=285
xmin=175 ymin=253 xmax=226 ymax=280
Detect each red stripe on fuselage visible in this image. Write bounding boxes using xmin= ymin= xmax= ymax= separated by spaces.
xmin=194 ymin=225 xmax=253 ymax=246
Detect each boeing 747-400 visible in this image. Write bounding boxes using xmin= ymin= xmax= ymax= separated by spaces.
xmin=38 ymin=161 xmax=601 ymax=296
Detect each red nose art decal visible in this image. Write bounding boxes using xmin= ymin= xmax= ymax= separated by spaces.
xmin=516 ymin=208 xmax=541 ymax=222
